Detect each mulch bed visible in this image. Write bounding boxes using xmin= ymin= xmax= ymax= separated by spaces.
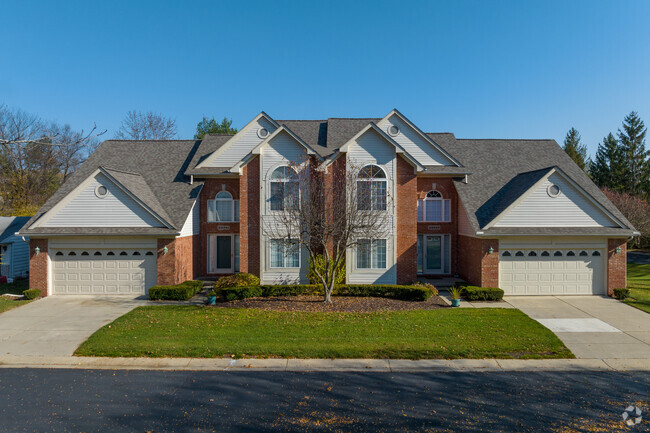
xmin=211 ymin=295 xmax=448 ymax=313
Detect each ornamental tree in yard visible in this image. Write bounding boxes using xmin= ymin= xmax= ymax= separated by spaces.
xmin=602 ymin=188 xmax=650 ymax=249
xmin=262 ymin=158 xmax=393 ymax=303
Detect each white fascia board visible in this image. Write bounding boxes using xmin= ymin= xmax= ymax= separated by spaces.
xmin=195 ymin=112 xmax=279 ymax=169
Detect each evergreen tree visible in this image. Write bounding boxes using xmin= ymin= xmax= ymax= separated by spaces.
xmin=590 ymin=133 xmax=626 ymax=191
xmin=618 ymin=111 xmax=648 ymax=196
xmin=562 ymin=127 xmax=588 ymax=171
xmin=194 ymin=116 xmax=237 ymax=139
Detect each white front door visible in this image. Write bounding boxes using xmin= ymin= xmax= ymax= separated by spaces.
xmin=208 ymin=234 xmax=234 ymax=273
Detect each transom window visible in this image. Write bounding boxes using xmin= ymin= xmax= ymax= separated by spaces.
xmin=357 ymin=165 xmax=387 ymax=211
xmin=418 ymin=190 xmax=451 ymax=222
xmin=269 ymin=239 xmax=300 ymax=268
xmin=356 ymin=239 xmax=387 ymax=269
xmin=207 ymin=190 xmax=239 ymax=222
xmin=270 ymin=166 xmax=299 ymax=211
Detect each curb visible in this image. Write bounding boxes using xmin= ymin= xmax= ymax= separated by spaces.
xmin=0 ymin=356 xmax=648 ymax=372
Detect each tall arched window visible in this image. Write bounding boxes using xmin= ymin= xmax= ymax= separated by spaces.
xmin=357 ymin=165 xmax=387 ymax=211
xmin=207 ymin=190 xmax=239 ymax=222
xmin=270 ymin=166 xmax=299 ymax=211
xmin=418 ymin=190 xmax=451 ymax=222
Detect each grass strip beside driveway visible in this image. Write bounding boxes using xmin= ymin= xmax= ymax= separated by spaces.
xmin=75 ymin=306 xmax=572 ymax=359
xmin=0 ymin=298 xmax=32 ymax=314
xmin=626 ymin=263 xmax=650 ymax=313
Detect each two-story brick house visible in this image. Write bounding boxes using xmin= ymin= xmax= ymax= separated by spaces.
xmin=19 ymin=110 xmax=638 ymax=297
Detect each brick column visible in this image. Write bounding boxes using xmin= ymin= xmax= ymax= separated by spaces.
xmin=396 ymin=155 xmax=417 ymax=284
xmin=457 ymin=236 xmax=499 ymax=287
xmin=157 ymin=238 xmax=177 ymax=286
xmin=607 ymin=238 xmax=627 ymax=296
xmin=239 ymin=156 xmax=260 ymax=276
xmin=480 ymin=239 xmax=499 ymax=287
xmin=29 ymin=238 xmax=48 ymax=296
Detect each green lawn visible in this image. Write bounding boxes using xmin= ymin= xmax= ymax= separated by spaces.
xmin=625 ymin=263 xmax=650 ymax=313
xmin=75 ymin=306 xmax=573 ymax=359
xmin=0 ymin=297 xmax=32 ymax=313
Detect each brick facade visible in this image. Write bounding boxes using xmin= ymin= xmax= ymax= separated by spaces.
xmin=157 ymin=236 xmax=198 ymax=286
xmin=239 ymin=155 xmax=260 ymax=276
xmin=456 ymin=235 xmax=499 ymax=287
xmin=395 ymin=155 xmax=417 ymax=284
xmin=29 ymin=239 xmax=48 ymax=296
xmin=607 ymin=238 xmax=627 ymax=295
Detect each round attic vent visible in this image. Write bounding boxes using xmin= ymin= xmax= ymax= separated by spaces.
xmin=95 ymin=185 xmax=108 ymax=198
xmin=257 ymin=128 xmax=269 ymax=139
xmin=387 ymin=125 xmax=400 ymax=137
xmin=547 ymin=184 xmax=561 ymax=198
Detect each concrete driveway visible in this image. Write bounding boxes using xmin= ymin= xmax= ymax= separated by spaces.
xmin=0 ymin=297 xmax=146 ymax=357
xmin=506 ymin=296 xmax=650 ymax=359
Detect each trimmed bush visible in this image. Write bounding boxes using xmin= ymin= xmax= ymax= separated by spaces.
xmin=23 ymin=289 xmax=41 ymax=300
xmin=613 ymin=288 xmax=630 ymax=300
xmin=411 ymin=282 xmax=439 ymax=296
xmin=459 ymin=286 xmax=504 ymax=301
xmin=222 ymin=286 xmax=263 ymax=301
xmin=214 ymin=273 xmax=260 ymax=290
xmin=149 ymin=280 xmax=204 ymax=301
xmin=307 ymin=255 xmax=346 ymax=285
xmin=219 ymin=284 xmax=434 ymax=302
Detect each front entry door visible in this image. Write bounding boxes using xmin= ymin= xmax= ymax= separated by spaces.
xmin=424 ymin=235 xmax=443 ymax=273
xmin=208 ymin=235 xmax=233 ymax=273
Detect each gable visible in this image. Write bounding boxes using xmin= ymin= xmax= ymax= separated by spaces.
xmin=199 ymin=115 xmax=277 ymax=168
xmin=493 ymin=172 xmax=619 ymax=228
xmin=261 ymin=130 xmax=309 ymax=179
xmin=377 ymin=114 xmax=456 ymax=166
xmin=347 ymin=128 xmax=396 ymax=175
xmin=37 ymin=173 xmax=165 ymax=228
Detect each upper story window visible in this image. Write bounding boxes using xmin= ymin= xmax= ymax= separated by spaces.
xmin=270 ymin=166 xmax=299 ymax=211
xmin=207 ymin=190 xmax=239 ymax=222
xmin=418 ymin=190 xmax=451 ymax=222
xmin=357 ymin=165 xmax=387 ymax=211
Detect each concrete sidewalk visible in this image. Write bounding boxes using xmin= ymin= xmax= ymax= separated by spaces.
xmin=0 ymin=355 xmax=647 ymax=372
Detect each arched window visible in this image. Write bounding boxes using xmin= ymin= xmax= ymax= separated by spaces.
xmin=55 ymin=251 xmax=63 ymax=256
xmin=107 ymin=251 xmax=115 ymax=256
xmin=81 ymin=251 xmax=89 ymax=256
xmin=502 ymin=251 xmax=511 ymax=257
xmin=528 ymin=251 xmax=537 ymax=256
xmin=94 ymin=251 xmax=102 ymax=256
xmin=120 ymin=251 xmax=128 ymax=256
xmin=592 ymin=251 xmax=601 ymax=256
xmin=541 ymin=251 xmax=550 ymax=256
xmin=207 ymin=190 xmax=239 ymax=222
xmin=418 ymin=190 xmax=451 ymax=222
xmin=270 ymin=166 xmax=299 ymax=211
xmin=133 ymin=251 xmax=141 ymax=256
xmin=567 ymin=251 xmax=576 ymax=256
xmin=579 ymin=251 xmax=588 ymax=256
xmin=515 ymin=251 xmax=524 ymax=257
xmin=146 ymin=251 xmax=154 ymax=256
xmin=357 ymin=165 xmax=387 ymax=211
xmin=554 ymin=251 xmax=563 ymax=257
xmin=68 ymin=252 xmax=76 ymax=256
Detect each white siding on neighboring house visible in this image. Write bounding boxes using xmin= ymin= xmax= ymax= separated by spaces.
xmin=179 ymin=198 xmax=200 ymax=237
xmin=40 ymin=174 xmax=164 ymax=228
xmin=458 ymin=202 xmax=475 ymax=236
xmin=494 ymin=173 xmax=618 ymax=228
xmin=377 ymin=114 xmax=455 ymax=166
xmin=204 ymin=117 xmax=277 ymax=168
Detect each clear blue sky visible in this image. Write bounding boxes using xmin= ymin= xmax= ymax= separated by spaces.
xmin=1 ymin=0 xmax=649 ymax=157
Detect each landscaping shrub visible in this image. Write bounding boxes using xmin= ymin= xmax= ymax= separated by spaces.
xmin=22 ymin=289 xmax=41 ymax=300
xmin=613 ymin=288 xmax=630 ymax=300
xmin=459 ymin=286 xmax=504 ymax=301
xmin=307 ymin=255 xmax=345 ymax=285
xmin=219 ymin=284 xmax=434 ymax=302
xmin=411 ymin=282 xmax=439 ymax=296
xmin=149 ymin=280 xmax=204 ymax=301
xmin=261 ymin=285 xmax=320 ymax=297
xmin=222 ymin=286 xmax=263 ymax=301
xmin=214 ymin=273 xmax=260 ymax=290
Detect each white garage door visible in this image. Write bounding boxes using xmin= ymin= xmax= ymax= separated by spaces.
xmin=500 ymin=248 xmax=605 ymax=295
xmin=52 ymin=249 xmax=157 ymax=295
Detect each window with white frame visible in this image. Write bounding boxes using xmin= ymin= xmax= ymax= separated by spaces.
xmin=417 ymin=190 xmax=451 ymax=222
xmin=357 ymin=165 xmax=387 ymax=211
xmin=269 ymin=166 xmax=300 ymax=211
xmin=269 ymin=238 xmax=300 ymax=268
xmin=356 ymin=239 xmax=387 ymax=269
xmin=207 ymin=191 xmax=239 ymax=222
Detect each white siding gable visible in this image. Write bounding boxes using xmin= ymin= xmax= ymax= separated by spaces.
xmin=494 ymin=173 xmax=619 ymax=228
xmin=261 ymin=131 xmax=309 ymax=179
xmin=377 ymin=114 xmax=455 ymax=166
xmin=179 ymin=198 xmax=200 ymax=237
xmin=347 ymin=128 xmax=396 ymax=178
xmin=204 ymin=117 xmax=277 ymax=168
xmin=41 ymin=173 xmax=164 ymax=228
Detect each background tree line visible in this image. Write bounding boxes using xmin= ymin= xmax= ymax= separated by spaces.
xmin=562 ymin=111 xmax=649 ymax=248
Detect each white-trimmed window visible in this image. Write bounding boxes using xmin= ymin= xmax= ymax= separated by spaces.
xmin=269 ymin=239 xmax=300 ymax=268
xmin=357 ymin=165 xmax=387 ymax=211
xmin=207 ymin=191 xmax=239 ymax=222
xmin=356 ymin=239 xmax=387 ymax=269
xmin=269 ymin=166 xmax=299 ymax=211
xmin=417 ymin=190 xmax=451 ymax=222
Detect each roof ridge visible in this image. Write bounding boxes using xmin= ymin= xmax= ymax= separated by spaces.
xmin=101 ymin=166 xmax=142 ymax=176
xmin=276 ymin=119 xmax=327 ymax=122
xmin=455 ymin=138 xmax=556 ymax=142
xmin=103 ymin=139 xmax=197 ymax=142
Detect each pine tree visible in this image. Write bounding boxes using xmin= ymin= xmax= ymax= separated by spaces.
xmin=590 ymin=133 xmax=626 ymax=191
xmin=563 ymin=127 xmax=588 ymax=171
xmin=618 ymin=111 xmax=648 ymax=196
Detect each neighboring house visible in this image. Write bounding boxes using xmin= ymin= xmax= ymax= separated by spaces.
xmin=18 ymin=110 xmax=638 ymax=297
xmin=0 ymin=217 xmax=31 ymax=282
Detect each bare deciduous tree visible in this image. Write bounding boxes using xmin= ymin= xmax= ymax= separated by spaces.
xmin=602 ymin=188 xmax=650 ymax=249
xmin=114 ymin=110 xmax=177 ymax=140
xmin=263 ymin=158 xmax=393 ymax=303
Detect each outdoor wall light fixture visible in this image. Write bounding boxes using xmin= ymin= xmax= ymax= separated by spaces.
xmin=616 ymin=247 xmax=622 ymax=254
xmin=488 ymin=246 xmax=494 ymax=255
xmin=163 ymin=246 xmax=168 ymax=255
xmin=34 ymin=246 xmax=40 ymax=255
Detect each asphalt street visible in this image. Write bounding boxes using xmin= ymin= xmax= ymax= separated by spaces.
xmin=0 ymin=369 xmax=648 ymax=432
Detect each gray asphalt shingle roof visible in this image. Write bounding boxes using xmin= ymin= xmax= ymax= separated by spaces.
xmin=0 ymin=217 xmax=31 ymax=243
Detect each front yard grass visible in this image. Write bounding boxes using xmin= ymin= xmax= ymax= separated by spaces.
xmin=75 ymin=306 xmax=573 ymax=359
xmin=0 ymin=297 xmax=32 ymax=313
xmin=625 ymin=263 xmax=650 ymax=313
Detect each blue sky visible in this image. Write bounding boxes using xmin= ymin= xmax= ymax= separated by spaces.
xmin=1 ymin=0 xmax=649 ymax=157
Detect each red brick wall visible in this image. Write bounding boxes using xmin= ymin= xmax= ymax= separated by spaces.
xmin=607 ymin=238 xmax=627 ymax=295
xmin=417 ymin=177 xmax=459 ymax=276
xmin=457 ymin=235 xmax=499 ymax=287
xmin=199 ymin=178 xmax=240 ymax=276
xmin=396 ymin=156 xmax=417 ymax=284
xmin=29 ymin=239 xmax=48 ymax=296
xmin=239 ymin=156 xmax=260 ymax=276
xmin=157 ymin=238 xmax=177 ymax=286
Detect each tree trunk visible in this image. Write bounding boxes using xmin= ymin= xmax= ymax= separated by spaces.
xmin=324 ymin=288 xmax=332 ymax=304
